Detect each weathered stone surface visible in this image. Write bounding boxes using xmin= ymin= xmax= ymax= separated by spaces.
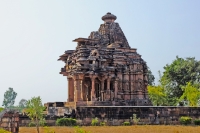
xmin=0 ymin=110 xmax=19 ymax=133
xmin=75 ymin=106 xmax=200 ymax=125
xmin=58 ymin=12 xmax=150 ymax=107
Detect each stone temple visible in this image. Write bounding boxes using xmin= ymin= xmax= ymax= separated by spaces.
xmin=22 ymin=13 xmax=200 ymax=126
xmin=7 ymin=13 xmax=199 ymax=127
xmin=58 ymin=12 xmax=151 ymax=107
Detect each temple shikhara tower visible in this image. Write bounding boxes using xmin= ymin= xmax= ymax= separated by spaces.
xmin=58 ymin=12 xmax=151 ymax=107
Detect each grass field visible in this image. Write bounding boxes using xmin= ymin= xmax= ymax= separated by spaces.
xmin=19 ymin=126 xmax=200 ymax=133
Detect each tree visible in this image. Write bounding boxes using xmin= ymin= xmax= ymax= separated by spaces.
xmin=179 ymin=82 xmax=200 ymax=107
xmin=18 ymin=99 xmax=28 ymax=112
xmin=2 ymin=88 xmax=17 ymax=108
xmin=25 ymin=96 xmax=45 ymax=133
xmin=0 ymin=107 xmax=4 ymax=112
xmin=147 ymin=68 xmax=155 ymax=85
xmin=147 ymin=85 xmax=166 ymax=106
xmin=158 ymin=71 xmax=179 ymax=106
xmin=18 ymin=99 xmax=27 ymax=108
xmin=161 ymin=56 xmax=200 ymax=99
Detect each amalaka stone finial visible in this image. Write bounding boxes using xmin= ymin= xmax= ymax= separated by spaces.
xmin=102 ymin=12 xmax=117 ymax=23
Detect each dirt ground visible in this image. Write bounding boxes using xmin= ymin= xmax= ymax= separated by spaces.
xmin=19 ymin=125 xmax=200 ymax=133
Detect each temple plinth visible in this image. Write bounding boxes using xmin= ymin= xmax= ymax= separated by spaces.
xmin=58 ymin=12 xmax=151 ymax=107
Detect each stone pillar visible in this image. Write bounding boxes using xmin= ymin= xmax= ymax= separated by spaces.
xmin=73 ymin=75 xmax=82 ymax=102
xmin=79 ymin=74 xmax=84 ymax=101
xmin=67 ymin=77 xmax=74 ymax=102
xmin=129 ymin=72 xmax=132 ymax=100
xmin=79 ymin=79 xmax=83 ymax=101
xmin=130 ymin=72 xmax=134 ymax=99
xmin=106 ymin=76 xmax=111 ymax=101
xmin=99 ymin=77 xmax=106 ymax=101
xmin=90 ymin=75 xmax=97 ymax=101
xmin=67 ymin=77 xmax=70 ymax=102
xmin=73 ymin=77 xmax=78 ymax=102
xmin=101 ymin=80 xmax=105 ymax=101
xmin=114 ymin=79 xmax=118 ymax=100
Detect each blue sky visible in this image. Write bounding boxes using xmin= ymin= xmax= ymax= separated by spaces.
xmin=0 ymin=0 xmax=200 ymax=105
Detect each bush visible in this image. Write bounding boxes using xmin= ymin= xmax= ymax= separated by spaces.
xmin=180 ymin=116 xmax=192 ymax=125
xmin=56 ymin=118 xmax=76 ymax=126
xmin=39 ymin=118 xmax=47 ymax=127
xmin=0 ymin=128 xmax=11 ymax=133
xmin=100 ymin=122 xmax=106 ymax=126
xmin=194 ymin=119 xmax=200 ymax=125
xmin=28 ymin=121 xmax=36 ymax=127
xmin=91 ymin=117 xmax=99 ymax=126
xmin=132 ymin=114 xmax=140 ymax=125
xmin=28 ymin=119 xmax=47 ymax=127
xmin=123 ymin=122 xmax=130 ymax=126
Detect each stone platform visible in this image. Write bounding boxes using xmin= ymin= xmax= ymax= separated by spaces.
xmin=44 ymin=102 xmax=200 ymax=125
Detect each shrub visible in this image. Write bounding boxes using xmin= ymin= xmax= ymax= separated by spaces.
xmin=29 ymin=119 xmax=47 ymax=127
xmin=0 ymin=128 xmax=11 ymax=133
xmin=91 ymin=117 xmax=99 ymax=126
xmin=39 ymin=118 xmax=47 ymax=127
xmin=56 ymin=118 xmax=76 ymax=126
xmin=132 ymin=114 xmax=140 ymax=125
xmin=100 ymin=122 xmax=106 ymax=126
xmin=180 ymin=116 xmax=192 ymax=125
xmin=194 ymin=119 xmax=200 ymax=125
xmin=28 ymin=121 xmax=36 ymax=127
xmin=123 ymin=121 xmax=130 ymax=126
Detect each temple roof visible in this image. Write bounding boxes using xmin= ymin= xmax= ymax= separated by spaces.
xmin=73 ymin=38 xmax=91 ymax=42
xmin=73 ymin=38 xmax=99 ymax=43
xmin=65 ymin=50 xmax=74 ymax=54
xmin=58 ymin=12 xmax=148 ymax=72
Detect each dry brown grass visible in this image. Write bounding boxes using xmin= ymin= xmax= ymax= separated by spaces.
xmin=19 ymin=125 xmax=200 ymax=133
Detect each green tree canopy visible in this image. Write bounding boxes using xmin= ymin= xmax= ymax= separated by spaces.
xmin=25 ymin=96 xmax=45 ymax=133
xmin=18 ymin=99 xmax=27 ymax=108
xmin=148 ymin=85 xmax=166 ymax=106
xmin=161 ymin=56 xmax=200 ymax=98
xmin=147 ymin=68 xmax=155 ymax=85
xmin=180 ymin=82 xmax=200 ymax=107
xmin=18 ymin=99 xmax=28 ymax=113
xmin=2 ymin=88 xmax=17 ymax=108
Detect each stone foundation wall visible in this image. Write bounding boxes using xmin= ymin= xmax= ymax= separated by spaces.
xmin=75 ymin=106 xmax=200 ymax=125
xmin=18 ymin=106 xmax=200 ymax=126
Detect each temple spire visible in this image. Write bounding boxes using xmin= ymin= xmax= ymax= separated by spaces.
xmin=102 ymin=12 xmax=117 ymax=23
